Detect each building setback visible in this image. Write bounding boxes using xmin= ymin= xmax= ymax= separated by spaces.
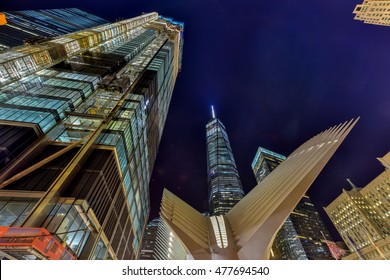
xmin=325 ymin=151 xmax=390 ymax=260
xmin=0 ymin=8 xmax=109 ymax=50
xmin=0 ymin=11 xmax=183 ymax=260
xmin=206 ymin=107 xmax=244 ymax=216
xmin=251 ymin=147 xmax=334 ymax=260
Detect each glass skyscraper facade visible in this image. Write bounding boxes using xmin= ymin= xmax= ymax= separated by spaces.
xmin=206 ymin=109 xmax=244 ymax=216
xmin=252 ymin=147 xmax=286 ymax=183
xmin=0 ymin=11 xmax=183 ymax=260
xmin=0 ymin=8 xmax=109 ymax=50
xmin=252 ymin=147 xmax=333 ymax=260
xmin=139 ymin=218 xmax=159 ymax=260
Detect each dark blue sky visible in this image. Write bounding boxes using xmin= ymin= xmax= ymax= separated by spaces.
xmin=3 ymin=1 xmax=390 ymax=241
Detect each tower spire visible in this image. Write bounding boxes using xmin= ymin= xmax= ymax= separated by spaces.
xmin=346 ymin=178 xmax=359 ymax=190
xmin=211 ymin=105 xmax=216 ymax=119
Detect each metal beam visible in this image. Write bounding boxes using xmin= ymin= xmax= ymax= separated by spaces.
xmin=0 ymin=135 xmax=90 ymax=189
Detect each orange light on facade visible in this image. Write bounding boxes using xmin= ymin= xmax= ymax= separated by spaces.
xmin=0 ymin=226 xmax=77 ymax=260
xmin=0 ymin=13 xmax=7 ymax=25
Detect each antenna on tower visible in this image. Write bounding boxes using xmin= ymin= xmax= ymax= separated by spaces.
xmin=211 ymin=105 xmax=216 ymax=119
xmin=346 ymin=178 xmax=359 ymax=190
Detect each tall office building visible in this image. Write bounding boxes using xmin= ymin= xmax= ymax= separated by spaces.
xmin=251 ymin=147 xmax=333 ymax=260
xmin=325 ymin=151 xmax=390 ymax=260
xmin=0 ymin=12 xmax=183 ymax=260
xmin=252 ymin=147 xmax=285 ymax=183
xmin=159 ymin=119 xmax=358 ymax=259
xmin=353 ymin=1 xmax=390 ymax=26
xmin=139 ymin=217 xmax=190 ymax=260
xmin=206 ymin=107 xmax=244 ymax=216
xmin=139 ymin=218 xmax=160 ymax=260
xmin=0 ymin=8 xmax=109 ymax=50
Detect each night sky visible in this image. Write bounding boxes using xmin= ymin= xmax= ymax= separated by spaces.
xmin=3 ymin=1 xmax=390 ymax=241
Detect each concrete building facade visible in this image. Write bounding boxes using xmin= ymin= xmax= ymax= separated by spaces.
xmin=325 ymin=152 xmax=390 ymax=260
xmin=353 ymin=0 xmax=390 ymax=26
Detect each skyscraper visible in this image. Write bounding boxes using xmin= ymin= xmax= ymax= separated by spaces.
xmin=0 ymin=8 xmax=109 ymax=50
xmin=139 ymin=218 xmax=160 ymax=260
xmin=251 ymin=147 xmax=333 ymax=260
xmin=325 ymin=151 xmax=390 ymax=260
xmin=353 ymin=1 xmax=390 ymax=26
xmin=206 ymin=107 xmax=244 ymax=216
xmin=159 ymin=119 xmax=358 ymax=259
xmin=140 ymin=217 xmax=191 ymax=260
xmin=252 ymin=147 xmax=285 ymax=183
xmin=0 ymin=12 xmax=183 ymax=260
